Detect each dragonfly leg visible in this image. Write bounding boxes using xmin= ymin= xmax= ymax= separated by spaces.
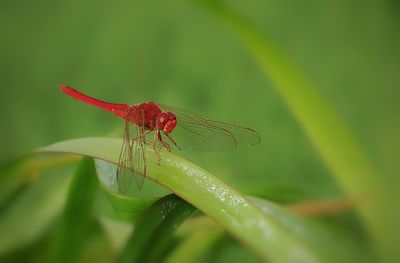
xmin=158 ymin=131 xmax=171 ymax=152
xmin=131 ymin=130 xmax=152 ymax=142
xmin=153 ymin=131 xmax=161 ymax=165
xmin=164 ymin=133 xmax=181 ymax=150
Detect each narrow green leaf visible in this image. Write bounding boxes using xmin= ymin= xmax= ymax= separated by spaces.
xmin=38 ymin=137 xmax=362 ymax=262
xmin=0 ymin=168 xmax=70 ymax=254
xmin=46 ymin=157 xmax=99 ymax=263
xmin=250 ymin=197 xmax=369 ymax=262
xmin=194 ymin=0 xmax=386 ymax=256
xmin=94 ymin=159 xmax=167 ymax=222
xmin=0 ymin=155 xmax=33 ymax=211
xmin=97 ymin=216 xmax=133 ymax=254
xmin=0 ymin=154 xmax=79 ymax=215
xmin=165 ymin=217 xmax=224 ymax=263
xmin=118 ymin=194 xmax=196 ymax=263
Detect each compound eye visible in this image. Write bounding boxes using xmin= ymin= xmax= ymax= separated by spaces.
xmin=156 ymin=112 xmax=169 ymax=129
xmin=163 ymin=112 xmax=177 ymax=133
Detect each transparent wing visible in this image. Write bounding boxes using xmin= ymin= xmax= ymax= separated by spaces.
xmin=116 ymin=111 xmax=147 ymax=193
xmin=116 ymin=119 xmax=135 ymax=194
xmin=133 ymin=111 xmax=147 ymax=189
xmin=158 ymin=104 xmax=261 ymax=151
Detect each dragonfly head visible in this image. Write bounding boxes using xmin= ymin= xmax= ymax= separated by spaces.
xmin=156 ymin=112 xmax=177 ymax=133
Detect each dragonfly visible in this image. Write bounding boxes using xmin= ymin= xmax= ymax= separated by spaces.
xmin=60 ymin=85 xmax=261 ymax=193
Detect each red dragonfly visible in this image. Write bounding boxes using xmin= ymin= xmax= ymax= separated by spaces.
xmin=60 ymin=85 xmax=261 ymax=193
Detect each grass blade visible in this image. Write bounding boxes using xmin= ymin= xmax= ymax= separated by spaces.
xmin=118 ymin=194 xmax=196 ymax=263
xmin=38 ymin=137 xmax=365 ymax=261
xmin=0 ymin=166 xmax=70 ymax=254
xmin=194 ymin=0 xmax=387 ymax=256
xmin=46 ymin=157 xmax=98 ymax=263
xmin=94 ymin=159 xmax=165 ymax=222
xmin=165 ymin=217 xmax=224 ymax=263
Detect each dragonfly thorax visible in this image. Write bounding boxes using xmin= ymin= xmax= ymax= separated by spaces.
xmin=129 ymin=102 xmax=176 ymax=133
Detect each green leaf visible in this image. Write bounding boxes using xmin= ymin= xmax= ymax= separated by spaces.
xmin=194 ymin=0 xmax=387 ymax=257
xmin=250 ymin=197 xmax=369 ymax=262
xmin=46 ymin=157 xmax=99 ymax=263
xmin=0 ymin=167 xmax=71 ymax=254
xmin=0 ymin=155 xmax=33 ymax=212
xmin=94 ymin=159 xmax=167 ymax=222
xmin=118 ymin=194 xmax=196 ymax=263
xmin=38 ymin=137 xmax=363 ymax=262
xmin=165 ymin=217 xmax=224 ymax=263
xmin=0 ymin=154 xmax=79 ymax=215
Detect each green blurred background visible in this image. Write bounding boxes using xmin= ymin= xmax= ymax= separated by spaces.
xmin=0 ymin=0 xmax=399 ymax=262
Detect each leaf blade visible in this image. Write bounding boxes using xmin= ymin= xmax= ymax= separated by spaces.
xmin=46 ymin=157 xmax=99 ymax=263
xmin=118 ymin=194 xmax=196 ymax=263
xmin=194 ymin=0 xmax=388 ymax=258
xmin=38 ymin=137 xmax=359 ymax=262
